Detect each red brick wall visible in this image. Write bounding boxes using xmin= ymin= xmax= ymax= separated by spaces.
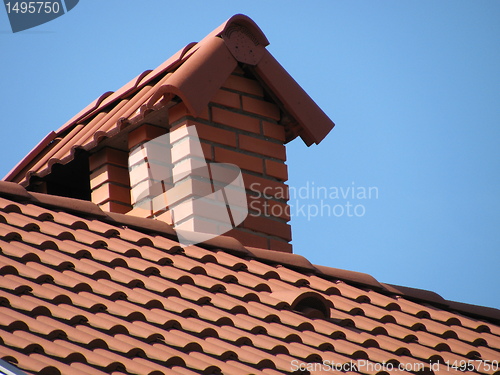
xmin=89 ymin=148 xmax=131 ymax=214
xmin=168 ymin=68 xmax=292 ymax=253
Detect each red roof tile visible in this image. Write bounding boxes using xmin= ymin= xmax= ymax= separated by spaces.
xmin=0 ymin=181 xmax=499 ymax=375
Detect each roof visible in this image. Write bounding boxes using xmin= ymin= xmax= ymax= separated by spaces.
xmin=1 ymin=180 xmax=499 ymax=375
xmin=4 ymin=14 xmax=335 ymax=187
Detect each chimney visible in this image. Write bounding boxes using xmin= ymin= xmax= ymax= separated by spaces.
xmin=114 ymin=67 xmax=293 ymax=252
xmin=7 ymin=15 xmax=334 ymax=254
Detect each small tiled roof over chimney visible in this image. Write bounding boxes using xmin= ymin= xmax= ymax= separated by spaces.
xmin=4 ymin=14 xmax=334 ymax=253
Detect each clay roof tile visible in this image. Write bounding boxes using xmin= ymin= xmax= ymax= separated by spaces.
xmin=0 ymin=169 xmax=499 ymax=375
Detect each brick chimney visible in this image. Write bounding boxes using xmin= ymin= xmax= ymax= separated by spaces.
xmin=89 ymin=67 xmax=293 ymax=252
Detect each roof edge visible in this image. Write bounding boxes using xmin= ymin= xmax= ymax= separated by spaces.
xmin=55 ymin=92 xmax=114 ymax=135
xmin=447 ymin=300 xmax=500 ymax=324
xmin=30 ymin=191 xmax=108 ymax=219
xmin=105 ymin=211 xmax=176 ymax=238
xmin=53 ymin=42 xmax=200 ymax=136
xmin=3 ymin=131 xmax=57 ymax=182
xmin=246 ymin=246 xmax=317 ymax=272
xmin=382 ymin=283 xmax=447 ymax=306
xmin=314 ymin=264 xmax=384 ymax=290
xmin=0 ymin=180 xmax=32 ymax=199
xmin=200 ymin=235 xmax=251 ymax=256
xmin=253 ymin=50 xmax=335 ymax=145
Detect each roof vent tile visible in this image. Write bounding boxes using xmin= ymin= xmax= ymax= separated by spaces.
xmin=269 ymin=290 xmax=331 ymax=320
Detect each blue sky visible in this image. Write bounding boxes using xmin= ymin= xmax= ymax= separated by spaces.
xmin=1 ymin=1 xmax=499 ymax=309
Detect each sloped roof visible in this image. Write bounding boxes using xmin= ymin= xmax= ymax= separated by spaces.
xmin=0 ymin=181 xmax=499 ymax=375
xmin=4 ymin=14 xmax=335 ymax=187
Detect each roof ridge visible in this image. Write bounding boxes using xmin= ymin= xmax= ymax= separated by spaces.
xmin=0 ymin=180 xmax=498 ymax=323
xmin=382 ymin=283 xmax=447 ymax=305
